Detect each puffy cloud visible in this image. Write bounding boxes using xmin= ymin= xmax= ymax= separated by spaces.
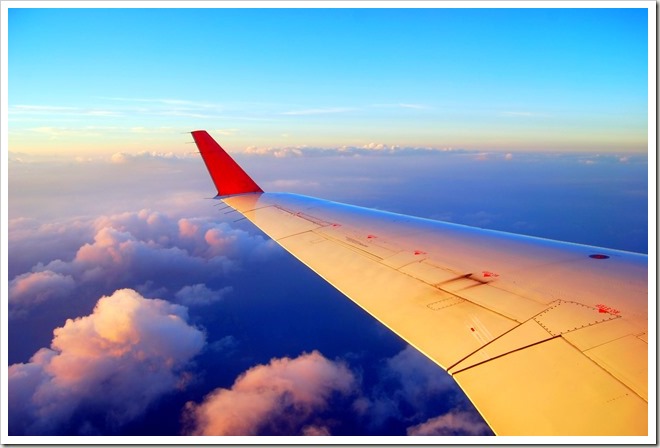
xmin=110 ymin=151 xmax=191 ymax=164
xmin=406 ymin=411 xmax=491 ymax=436
xmin=9 ymin=270 xmax=75 ymax=315
xmin=240 ymin=144 xmax=472 ymax=158
xmin=352 ymin=345 xmax=468 ymax=431
xmin=301 ymin=425 xmax=331 ymax=436
xmin=7 ymin=217 xmax=96 ymax=278
xmin=362 ymin=142 xmax=399 ymax=151
xmin=355 ymin=345 xmax=493 ymax=436
xmin=175 ymin=283 xmax=233 ymax=306
xmin=384 ymin=345 xmax=457 ymax=408
xmin=8 ymin=289 xmax=205 ymax=435
xmin=8 ymin=209 xmax=275 ymax=315
xmin=183 ymin=351 xmax=356 ymax=436
xmin=244 ymin=145 xmax=305 ymax=158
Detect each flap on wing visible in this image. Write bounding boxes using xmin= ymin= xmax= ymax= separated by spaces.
xmin=453 ymin=337 xmax=647 ymax=436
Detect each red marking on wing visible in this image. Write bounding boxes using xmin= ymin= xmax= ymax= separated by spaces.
xmin=596 ymin=304 xmax=621 ymax=315
xmin=482 ymin=271 xmax=499 ymax=278
xmin=367 ymin=234 xmax=377 ymax=239
xmin=413 ymin=250 xmax=426 ymax=256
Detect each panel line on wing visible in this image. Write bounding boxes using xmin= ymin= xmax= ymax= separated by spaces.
xmin=560 ymin=335 xmax=648 ymax=402
xmin=449 ymin=335 xmax=561 ymax=375
xmin=445 ymin=304 xmax=560 ymax=373
xmin=310 ymin=229 xmax=391 ymax=262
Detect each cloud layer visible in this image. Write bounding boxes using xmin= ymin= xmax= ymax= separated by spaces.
xmin=8 ymin=288 xmax=205 ymax=435
xmin=7 ymin=149 xmax=646 ymax=436
xmin=8 ymin=209 xmax=275 ymax=320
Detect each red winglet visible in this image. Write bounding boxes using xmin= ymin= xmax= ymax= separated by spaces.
xmin=191 ymin=130 xmax=263 ymax=197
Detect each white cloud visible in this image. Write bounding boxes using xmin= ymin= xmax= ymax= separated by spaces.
xmin=109 ymin=151 xmax=191 ymax=164
xmin=243 ymin=146 xmax=305 ymax=157
xmin=8 ymin=289 xmax=205 ymax=435
xmin=183 ymin=351 xmax=356 ymax=435
xmin=362 ymin=142 xmax=396 ymax=151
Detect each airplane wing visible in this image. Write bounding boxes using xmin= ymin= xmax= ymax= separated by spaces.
xmin=191 ymin=130 xmax=649 ymax=436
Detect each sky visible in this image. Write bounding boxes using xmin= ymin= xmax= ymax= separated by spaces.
xmin=6 ymin=4 xmax=651 ymax=154
xmin=2 ymin=1 xmax=655 ymax=442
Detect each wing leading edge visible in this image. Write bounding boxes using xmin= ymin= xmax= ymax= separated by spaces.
xmin=191 ymin=130 xmax=649 ymax=436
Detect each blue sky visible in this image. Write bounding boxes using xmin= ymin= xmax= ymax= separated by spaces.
xmin=7 ymin=5 xmax=650 ymax=154
xmin=3 ymin=2 xmax=655 ymax=440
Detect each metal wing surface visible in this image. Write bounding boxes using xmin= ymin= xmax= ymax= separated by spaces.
xmin=191 ymin=130 xmax=649 ymax=436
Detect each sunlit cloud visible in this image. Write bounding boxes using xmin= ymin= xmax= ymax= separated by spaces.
xmin=362 ymin=142 xmax=399 ymax=151
xmin=8 ymin=288 xmax=205 ymax=435
xmin=301 ymin=425 xmax=332 ymax=436
xmin=183 ymin=350 xmax=356 ymax=435
xmin=8 ymin=209 xmax=276 ymax=317
xmin=110 ymin=150 xmax=193 ymax=163
xmin=9 ymin=270 xmax=75 ymax=316
xmin=240 ymin=144 xmax=471 ymax=157
xmin=406 ymin=410 xmax=491 ymax=436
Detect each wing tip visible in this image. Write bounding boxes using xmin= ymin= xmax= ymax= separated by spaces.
xmin=191 ymin=130 xmax=263 ymax=197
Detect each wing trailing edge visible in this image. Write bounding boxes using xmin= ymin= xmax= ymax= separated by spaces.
xmin=191 ymin=130 xmax=263 ymax=197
